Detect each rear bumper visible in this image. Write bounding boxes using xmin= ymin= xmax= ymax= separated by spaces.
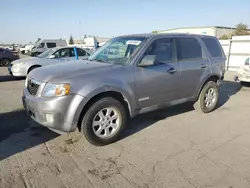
xmin=217 ymin=75 xmax=224 ymax=85
xmin=236 ymin=72 xmax=250 ymax=83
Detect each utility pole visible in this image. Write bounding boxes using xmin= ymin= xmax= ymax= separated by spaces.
xmin=79 ymin=21 xmax=82 ymax=43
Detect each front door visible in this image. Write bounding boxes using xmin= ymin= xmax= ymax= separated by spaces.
xmin=134 ymin=38 xmax=182 ymax=108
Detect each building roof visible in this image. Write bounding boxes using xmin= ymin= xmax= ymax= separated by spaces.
xmin=158 ymin=26 xmax=237 ymax=32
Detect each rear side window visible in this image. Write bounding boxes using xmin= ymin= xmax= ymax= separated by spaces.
xmin=201 ymin=38 xmax=223 ymax=57
xmin=176 ymin=38 xmax=202 ymax=60
xmin=77 ymin=48 xmax=87 ymax=56
xmin=47 ymin=43 xmax=56 ymax=48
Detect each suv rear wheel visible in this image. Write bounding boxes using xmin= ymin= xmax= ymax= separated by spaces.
xmin=194 ymin=81 xmax=219 ymax=113
xmin=80 ymin=97 xmax=127 ymax=146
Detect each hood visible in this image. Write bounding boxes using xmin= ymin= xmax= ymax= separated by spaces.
xmin=29 ymin=60 xmax=113 ymax=82
xmin=11 ymin=57 xmax=38 ymax=64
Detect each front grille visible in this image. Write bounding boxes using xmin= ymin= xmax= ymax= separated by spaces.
xmin=27 ymin=78 xmax=40 ymax=96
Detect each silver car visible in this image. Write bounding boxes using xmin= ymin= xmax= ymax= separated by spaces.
xmin=9 ymin=46 xmax=90 ymax=76
xmin=23 ymin=33 xmax=226 ymax=146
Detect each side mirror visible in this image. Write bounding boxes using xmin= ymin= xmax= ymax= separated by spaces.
xmin=138 ymin=55 xmax=156 ymax=67
xmin=49 ymin=54 xmax=55 ymax=59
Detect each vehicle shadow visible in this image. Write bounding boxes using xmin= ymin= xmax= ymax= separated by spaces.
xmin=0 ymin=75 xmax=25 ymax=82
xmin=0 ymin=110 xmax=59 ymax=161
xmin=120 ymin=80 xmax=241 ymax=140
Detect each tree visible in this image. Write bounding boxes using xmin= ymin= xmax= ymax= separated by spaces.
xmin=219 ymin=22 xmax=250 ymax=39
xmin=219 ymin=33 xmax=232 ymax=40
xmin=152 ymin=30 xmax=158 ymax=33
xmin=233 ymin=23 xmax=250 ymax=36
xmin=69 ymin=35 xmax=74 ymax=44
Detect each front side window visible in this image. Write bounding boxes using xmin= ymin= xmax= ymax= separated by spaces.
xmin=176 ymin=38 xmax=202 ymax=61
xmin=38 ymin=43 xmax=45 ymax=48
xmin=53 ymin=48 xmax=69 ymax=58
xmin=89 ymin=37 xmax=146 ymax=65
xmin=143 ymin=38 xmax=175 ymax=63
xmin=37 ymin=48 xmax=54 ymax=58
xmin=201 ymin=38 xmax=223 ymax=58
xmin=47 ymin=43 xmax=56 ymax=48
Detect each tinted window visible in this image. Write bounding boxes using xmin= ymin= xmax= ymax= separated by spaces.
xmin=202 ymin=38 xmax=223 ymax=57
xmin=77 ymin=48 xmax=87 ymax=56
xmin=53 ymin=48 xmax=69 ymax=58
xmin=69 ymin=48 xmax=76 ymax=57
xmin=144 ymin=38 xmax=174 ymax=63
xmin=47 ymin=43 xmax=56 ymax=48
xmin=39 ymin=43 xmax=45 ymax=48
xmin=176 ymin=38 xmax=202 ymax=60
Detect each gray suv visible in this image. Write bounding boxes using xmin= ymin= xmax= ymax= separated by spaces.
xmin=22 ymin=33 xmax=225 ymax=146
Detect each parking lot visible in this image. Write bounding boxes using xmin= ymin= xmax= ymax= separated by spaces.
xmin=1 ymin=66 xmax=250 ymax=188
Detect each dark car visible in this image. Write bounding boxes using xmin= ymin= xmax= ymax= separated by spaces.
xmin=0 ymin=48 xmax=20 ymax=67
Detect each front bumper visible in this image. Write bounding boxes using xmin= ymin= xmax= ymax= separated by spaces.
xmin=23 ymin=88 xmax=86 ymax=132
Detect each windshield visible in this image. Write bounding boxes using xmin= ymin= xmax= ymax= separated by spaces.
xmin=89 ymin=37 xmax=146 ymax=65
xmin=37 ymin=48 xmax=55 ymax=58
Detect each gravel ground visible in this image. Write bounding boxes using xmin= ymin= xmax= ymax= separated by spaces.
xmin=1 ymin=65 xmax=250 ymax=188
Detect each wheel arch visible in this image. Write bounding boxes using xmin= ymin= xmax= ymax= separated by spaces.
xmin=195 ymin=74 xmax=220 ymax=100
xmin=76 ymin=90 xmax=132 ymax=130
xmin=27 ymin=65 xmax=41 ymax=74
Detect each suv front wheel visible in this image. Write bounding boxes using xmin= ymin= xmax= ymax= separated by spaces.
xmin=80 ymin=97 xmax=127 ymax=146
xmin=194 ymin=81 xmax=219 ymax=113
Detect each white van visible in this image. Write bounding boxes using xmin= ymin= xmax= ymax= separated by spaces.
xmin=30 ymin=39 xmax=67 ymax=56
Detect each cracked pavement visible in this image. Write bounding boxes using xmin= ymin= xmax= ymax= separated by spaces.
xmin=1 ymin=66 xmax=250 ymax=188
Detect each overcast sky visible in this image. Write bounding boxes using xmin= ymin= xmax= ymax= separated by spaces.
xmin=1 ymin=0 xmax=250 ymax=44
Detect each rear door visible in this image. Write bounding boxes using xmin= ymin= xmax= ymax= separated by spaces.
xmin=77 ymin=48 xmax=89 ymax=59
xmin=176 ymin=37 xmax=210 ymax=98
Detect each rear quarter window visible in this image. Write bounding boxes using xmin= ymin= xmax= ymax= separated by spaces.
xmin=201 ymin=38 xmax=223 ymax=58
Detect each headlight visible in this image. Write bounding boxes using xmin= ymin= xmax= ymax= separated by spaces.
xmin=43 ymin=83 xmax=71 ymax=97
xmin=25 ymin=76 xmax=29 ymax=87
xmin=13 ymin=62 xmax=24 ymax=67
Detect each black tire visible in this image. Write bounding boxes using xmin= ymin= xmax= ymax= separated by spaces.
xmin=80 ymin=97 xmax=127 ymax=146
xmin=28 ymin=66 xmax=40 ymax=74
xmin=193 ymin=81 xmax=219 ymax=113
xmin=1 ymin=58 xmax=11 ymax=67
xmin=240 ymin=81 xmax=248 ymax=86
xmin=34 ymin=52 xmax=40 ymax=57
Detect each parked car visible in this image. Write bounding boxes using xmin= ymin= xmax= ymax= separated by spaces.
xmin=19 ymin=44 xmax=35 ymax=54
xmin=234 ymin=57 xmax=250 ymax=84
xmin=9 ymin=46 xmax=90 ymax=76
xmin=30 ymin=39 xmax=67 ymax=57
xmin=22 ymin=33 xmax=225 ymax=146
xmin=0 ymin=48 xmax=19 ymax=67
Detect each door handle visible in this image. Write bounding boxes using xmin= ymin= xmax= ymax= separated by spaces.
xmin=167 ymin=68 xmax=177 ymax=74
xmin=201 ymin=64 xmax=207 ymax=68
